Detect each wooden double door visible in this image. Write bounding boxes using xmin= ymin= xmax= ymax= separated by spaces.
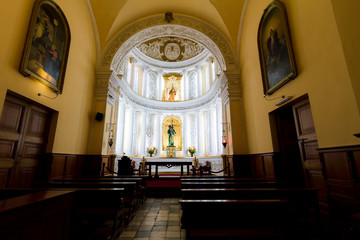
xmin=0 ymin=93 xmax=52 ymax=188
xmin=274 ymin=97 xmax=327 ymax=209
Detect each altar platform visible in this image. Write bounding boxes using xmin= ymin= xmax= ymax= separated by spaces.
xmin=126 ymin=156 xmax=224 ymax=176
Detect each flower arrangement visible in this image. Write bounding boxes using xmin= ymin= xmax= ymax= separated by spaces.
xmin=146 ymin=146 xmax=156 ymax=156
xmin=188 ymin=147 xmax=196 ymax=156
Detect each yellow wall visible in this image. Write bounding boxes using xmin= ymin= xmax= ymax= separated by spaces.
xmin=0 ymin=0 xmax=97 ymax=154
xmin=331 ymin=0 xmax=360 ymax=116
xmin=239 ymin=0 xmax=360 ymax=153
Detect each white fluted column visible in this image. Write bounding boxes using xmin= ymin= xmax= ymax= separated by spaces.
xmin=204 ymin=111 xmax=210 ymax=156
xmin=182 ymin=114 xmax=188 ymax=157
xmin=129 ymin=57 xmax=136 ymax=90
xmin=182 ymin=70 xmax=187 ymax=101
xmin=142 ymin=66 xmax=149 ymax=98
xmin=131 ymin=111 xmax=139 ymax=155
xmin=208 ymin=57 xmax=215 ymax=85
xmin=155 ymin=114 xmax=161 ymax=156
xmin=209 ymin=108 xmax=217 ymax=156
xmin=196 ymin=65 xmax=202 ymax=97
xmin=139 ymin=111 xmax=147 ymax=157
xmin=123 ymin=106 xmax=134 ymax=155
xmin=115 ymin=100 xmax=126 ymax=155
xmin=157 ymin=70 xmax=163 ymax=100
xmin=197 ymin=111 xmax=205 ymax=157
xmin=216 ymin=100 xmax=223 ymax=154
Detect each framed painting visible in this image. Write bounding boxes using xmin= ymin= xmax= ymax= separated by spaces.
xmin=258 ymin=0 xmax=296 ymax=95
xmin=20 ymin=0 xmax=70 ymax=94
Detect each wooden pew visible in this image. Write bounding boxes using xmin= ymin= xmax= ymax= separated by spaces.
xmin=181 ymin=181 xmax=289 ymax=189
xmin=1 ymin=188 xmax=126 ymax=240
xmin=51 ymin=177 xmax=146 ymax=207
xmin=0 ymin=190 xmax=74 ymax=240
xmin=33 ymin=181 xmax=138 ymax=222
xmin=181 ymin=187 xmax=319 ymax=218
xmin=179 ymin=179 xmax=320 ymax=239
xmin=179 ymin=199 xmax=293 ymax=239
xmin=180 ymin=177 xmax=268 ymax=182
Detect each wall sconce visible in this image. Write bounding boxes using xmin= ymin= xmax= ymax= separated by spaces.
xmin=106 ymin=123 xmax=116 ymax=148
xmin=222 ymin=137 xmax=227 ymax=148
xmin=108 ymin=130 xmax=114 ymax=147
xmin=221 ymin=125 xmax=228 ymax=148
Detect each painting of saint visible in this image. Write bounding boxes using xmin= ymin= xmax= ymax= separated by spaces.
xmin=258 ymin=1 xmax=296 ymax=95
xmin=20 ymin=0 xmax=70 ymax=94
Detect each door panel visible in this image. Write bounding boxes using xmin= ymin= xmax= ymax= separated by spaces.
xmin=274 ymin=106 xmax=304 ymax=185
xmin=293 ymin=100 xmax=319 ymax=162
xmin=293 ymin=99 xmax=327 ymax=210
xmin=0 ymin=93 xmax=52 ymax=188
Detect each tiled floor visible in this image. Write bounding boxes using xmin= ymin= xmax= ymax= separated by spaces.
xmin=118 ymin=198 xmax=186 ymax=240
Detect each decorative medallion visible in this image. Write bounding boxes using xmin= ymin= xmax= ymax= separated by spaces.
xmin=164 ymin=43 xmax=181 ymax=60
xmin=137 ymin=36 xmax=204 ymax=62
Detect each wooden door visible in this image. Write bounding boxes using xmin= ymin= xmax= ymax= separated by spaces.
xmin=274 ymin=106 xmax=304 ymax=186
xmin=0 ymin=93 xmax=52 ymax=188
xmin=293 ymin=99 xmax=327 ymax=209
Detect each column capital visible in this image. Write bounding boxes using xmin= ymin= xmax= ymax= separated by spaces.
xmin=129 ymin=57 xmax=137 ymax=64
xmin=95 ymin=70 xmax=121 ymax=104
xmin=206 ymin=56 xmax=214 ymax=63
xmin=224 ymin=70 xmax=242 ymax=100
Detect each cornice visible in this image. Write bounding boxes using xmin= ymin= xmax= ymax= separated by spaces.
xmin=131 ymin=47 xmax=211 ymax=71
xmin=119 ymin=77 xmax=224 ymax=113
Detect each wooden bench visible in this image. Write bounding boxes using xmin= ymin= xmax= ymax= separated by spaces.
xmin=179 ymin=199 xmax=294 ymax=239
xmin=51 ymin=177 xmax=146 ymax=206
xmin=181 ymin=181 xmax=289 ymax=189
xmin=180 ymin=177 xmax=268 ymax=182
xmin=0 ymin=190 xmax=74 ymax=240
xmin=1 ymin=188 xmax=126 ymax=240
xmin=33 ymin=181 xmax=138 ymax=222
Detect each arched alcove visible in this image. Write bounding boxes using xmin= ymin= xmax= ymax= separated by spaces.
xmin=92 ymin=13 xmax=243 ymax=158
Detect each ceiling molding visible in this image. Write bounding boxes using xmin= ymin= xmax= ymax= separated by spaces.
xmin=99 ymin=13 xmax=238 ymax=72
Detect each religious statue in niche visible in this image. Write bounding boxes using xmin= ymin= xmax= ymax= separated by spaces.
xmin=163 ymin=73 xmax=182 ymax=101
xmin=162 ymin=116 xmax=182 ymax=151
xmin=168 ymin=84 xmax=176 ymax=101
xmin=167 ymin=123 xmax=176 ymax=146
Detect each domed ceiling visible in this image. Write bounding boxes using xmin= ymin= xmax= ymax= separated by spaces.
xmin=137 ymin=37 xmax=204 ymax=62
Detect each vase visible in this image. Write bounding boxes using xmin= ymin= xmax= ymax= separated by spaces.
xmin=150 ymin=153 xmax=152 ymax=157
xmin=191 ymin=153 xmax=193 ymax=157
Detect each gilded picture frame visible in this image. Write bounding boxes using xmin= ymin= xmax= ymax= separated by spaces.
xmin=20 ymin=0 xmax=70 ymax=94
xmin=258 ymin=0 xmax=296 ymax=95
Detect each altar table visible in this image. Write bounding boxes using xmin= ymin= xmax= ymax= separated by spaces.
xmin=145 ymin=161 xmax=192 ymax=178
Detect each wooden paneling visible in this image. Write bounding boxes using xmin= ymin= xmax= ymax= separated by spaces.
xmin=45 ymin=154 xmax=111 ymax=179
xmin=307 ymin=169 xmax=328 ymax=211
xmin=322 ymin=152 xmax=353 ymax=181
xmin=50 ymin=155 xmax=66 ymax=178
xmin=263 ymin=155 xmax=276 ymax=180
xmin=319 ymin=145 xmax=360 ymax=223
xmin=254 ymin=155 xmax=265 ymax=178
xmin=0 ymin=169 xmax=8 ymax=189
xmin=352 ymin=150 xmax=360 ymax=180
xmin=231 ymin=153 xmax=277 ymax=181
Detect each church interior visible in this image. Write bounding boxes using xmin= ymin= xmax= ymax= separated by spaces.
xmin=1 ymin=0 xmax=360 ymax=239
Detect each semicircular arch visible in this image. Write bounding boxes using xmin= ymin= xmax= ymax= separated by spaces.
xmin=99 ymin=13 xmax=238 ymax=72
